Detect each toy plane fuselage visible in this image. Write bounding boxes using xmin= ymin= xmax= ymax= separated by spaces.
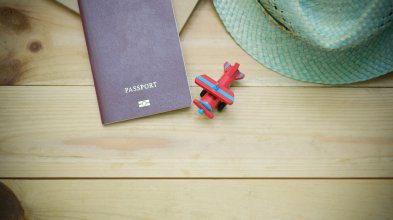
xmin=193 ymin=62 xmax=245 ymax=119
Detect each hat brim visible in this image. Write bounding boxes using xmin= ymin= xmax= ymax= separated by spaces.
xmin=213 ymin=0 xmax=393 ymax=84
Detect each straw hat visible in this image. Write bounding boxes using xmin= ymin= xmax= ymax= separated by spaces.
xmin=213 ymin=0 xmax=393 ymax=84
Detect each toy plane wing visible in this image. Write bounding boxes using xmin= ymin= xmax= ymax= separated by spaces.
xmin=193 ymin=99 xmax=214 ymax=119
xmin=195 ymin=75 xmax=234 ymax=105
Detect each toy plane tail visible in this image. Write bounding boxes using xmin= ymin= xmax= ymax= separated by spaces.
xmin=236 ymin=72 xmax=245 ymax=80
xmin=224 ymin=61 xmax=244 ymax=80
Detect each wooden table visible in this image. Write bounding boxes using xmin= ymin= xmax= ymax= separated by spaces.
xmin=1 ymin=0 xmax=392 ymax=219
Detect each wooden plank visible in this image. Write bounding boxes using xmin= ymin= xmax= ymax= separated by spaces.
xmin=0 ymin=0 xmax=91 ymax=85
xmin=0 ymin=86 xmax=392 ymax=178
xmin=2 ymin=179 xmax=393 ymax=220
xmin=1 ymin=0 xmax=392 ymax=86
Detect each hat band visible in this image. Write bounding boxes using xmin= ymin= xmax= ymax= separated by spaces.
xmin=256 ymin=0 xmax=291 ymax=33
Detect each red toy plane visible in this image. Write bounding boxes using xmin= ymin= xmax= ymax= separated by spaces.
xmin=193 ymin=62 xmax=245 ymax=119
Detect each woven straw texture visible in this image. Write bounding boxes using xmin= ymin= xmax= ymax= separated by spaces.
xmin=213 ymin=0 xmax=393 ymax=84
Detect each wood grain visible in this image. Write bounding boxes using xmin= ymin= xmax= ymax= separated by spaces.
xmin=1 ymin=86 xmax=392 ymax=178
xmin=1 ymin=0 xmax=392 ymax=86
xmin=1 ymin=0 xmax=393 ymax=218
xmin=2 ymin=179 xmax=393 ymax=220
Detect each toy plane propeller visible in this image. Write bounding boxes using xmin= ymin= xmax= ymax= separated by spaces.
xmin=193 ymin=62 xmax=245 ymax=119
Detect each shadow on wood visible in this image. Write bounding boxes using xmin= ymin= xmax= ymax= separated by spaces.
xmin=0 ymin=182 xmax=25 ymax=220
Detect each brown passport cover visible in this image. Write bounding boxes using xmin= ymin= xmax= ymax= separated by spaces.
xmin=78 ymin=0 xmax=191 ymax=124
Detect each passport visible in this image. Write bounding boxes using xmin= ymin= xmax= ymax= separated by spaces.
xmin=79 ymin=0 xmax=191 ymax=124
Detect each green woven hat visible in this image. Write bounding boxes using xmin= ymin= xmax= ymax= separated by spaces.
xmin=213 ymin=0 xmax=393 ymax=84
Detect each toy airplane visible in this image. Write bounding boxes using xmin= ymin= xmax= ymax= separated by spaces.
xmin=193 ymin=62 xmax=245 ymax=119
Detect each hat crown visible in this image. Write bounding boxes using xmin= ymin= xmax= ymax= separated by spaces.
xmin=259 ymin=0 xmax=393 ymax=49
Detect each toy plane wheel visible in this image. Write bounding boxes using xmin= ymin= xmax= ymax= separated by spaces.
xmin=200 ymin=89 xmax=207 ymax=97
xmin=217 ymin=102 xmax=227 ymax=112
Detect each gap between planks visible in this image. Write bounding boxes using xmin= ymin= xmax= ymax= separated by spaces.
xmin=1 ymin=177 xmax=393 ymax=180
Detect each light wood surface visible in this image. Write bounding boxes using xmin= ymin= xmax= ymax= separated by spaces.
xmin=1 ymin=86 xmax=392 ymax=178
xmin=3 ymin=180 xmax=393 ymax=220
xmin=0 ymin=0 xmax=393 ymax=219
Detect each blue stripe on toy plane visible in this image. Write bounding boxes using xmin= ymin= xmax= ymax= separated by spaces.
xmin=197 ymin=76 xmax=234 ymax=101
xmin=199 ymin=100 xmax=212 ymax=111
xmin=224 ymin=62 xmax=230 ymax=69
